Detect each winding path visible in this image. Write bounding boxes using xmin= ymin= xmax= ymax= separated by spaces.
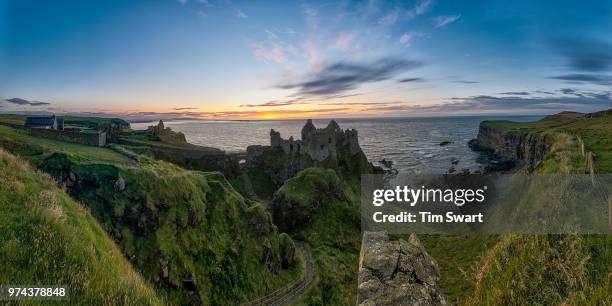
xmin=238 ymin=242 xmax=314 ymax=306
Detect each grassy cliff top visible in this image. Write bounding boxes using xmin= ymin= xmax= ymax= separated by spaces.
xmin=482 ymin=109 xmax=612 ymax=172
xmin=0 ymin=148 xmax=162 ymax=305
xmin=463 ymin=109 xmax=612 ymax=304
xmin=481 ymin=109 xmax=611 ymax=134
xmin=0 ymin=125 xmax=130 ymax=165
xmin=0 ymin=114 xmax=130 ymax=129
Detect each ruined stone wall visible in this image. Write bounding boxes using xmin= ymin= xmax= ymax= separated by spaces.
xmin=247 ymin=120 xmax=373 ymax=185
xmin=31 ymin=128 xmax=106 ymax=147
xmin=269 ymin=120 xmax=360 ymax=161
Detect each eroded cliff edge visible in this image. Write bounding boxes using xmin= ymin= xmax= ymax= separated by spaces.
xmin=468 ymin=121 xmax=552 ymax=172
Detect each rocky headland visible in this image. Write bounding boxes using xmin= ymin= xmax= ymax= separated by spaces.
xmin=468 ymin=121 xmax=552 ymax=172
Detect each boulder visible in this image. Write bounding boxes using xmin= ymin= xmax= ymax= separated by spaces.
xmin=358 ymin=231 xmax=448 ymax=306
xmin=113 ymin=176 xmax=126 ymax=192
xmin=279 ymin=233 xmax=296 ymax=268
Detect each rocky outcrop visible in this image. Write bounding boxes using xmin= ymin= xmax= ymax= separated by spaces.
xmin=279 ymin=233 xmax=296 ymax=269
xmin=358 ymin=231 xmax=448 ymax=306
xmin=469 ymin=123 xmax=552 ymax=172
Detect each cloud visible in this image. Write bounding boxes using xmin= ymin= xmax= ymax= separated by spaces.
xmin=364 ymin=91 xmax=611 ymax=114
xmin=358 ymin=87 xmax=612 ymax=115
xmin=279 ymin=57 xmax=424 ymax=97
xmin=398 ymin=77 xmax=425 ymax=83
xmin=177 ymin=0 xmax=188 ymax=4
xmin=552 ymin=37 xmax=612 ymax=72
xmin=452 ymin=80 xmax=479 ymax=84
xmin=174 ymin=107 xmax=198 ymax=110
xmin=433 ymin=14 xmax=460 ymax=28
xmin=321 ymin=101 xmax=403 ymax=106
xmin=549 ymin=74 xmax=612 ymax=86
xmin=399 ymin=31 xmax=425 ymax=46
xmin=499 ymin=91 xmax=529 ymax=95
xmin=236 ymin=9 xmax=248 ymax=18
xmin=559 ymin=88 xmax=581 ymax=96
xmin=3 ymin=98 xmax=51 ymax=106
xmin=241 ymin=97 xmax=307 ymax=107
xmin=378 ymin=10 xmax=399 ymax=26
xmin=241 ymin=94 xmax=361 ymax=108
xmin=241 ymin=101 xmax=301 ymax=107
xmin=332 ymin=32 xmax=356 ymax=49
xmin=379 ymin=0 xmax=432 ymax=26
xmin=534 ymin=90 xmax=555 ymax=95
xmin=406 ymin=0 xmax=433 ymax=19
xmin=251 ymin=42 xmax=288 ymax=64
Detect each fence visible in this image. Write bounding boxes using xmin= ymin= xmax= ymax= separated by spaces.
xmin=576 ymin=134 xmax=612 ymax=232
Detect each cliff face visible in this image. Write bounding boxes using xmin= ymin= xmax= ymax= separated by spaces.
xmin=471 ymin=123 xmax=552 ymax=172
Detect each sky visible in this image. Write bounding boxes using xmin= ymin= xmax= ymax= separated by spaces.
xmin=1 ymin=0 xmax=611 ymax=120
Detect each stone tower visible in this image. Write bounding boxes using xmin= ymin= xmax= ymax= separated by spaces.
xmin=301 ymin=119 xmax=316 ymax=141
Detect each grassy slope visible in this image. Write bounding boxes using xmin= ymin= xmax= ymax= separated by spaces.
xmin=0 ymin=125 xmax=303 ymax=305
xmin=273 ymin=168 xmax=362 ymax=305
xmin=482 ymin=109 xmax=612 ymax=172
xmin=0 ymin=114 xmax=130 ymax=130
xmin=464 ymin=110 xmax=612 ymax=305
xmin=0 ymin=125 xmax=130 ymax=165
xmin=0 ymin=148 xmax=162 ymax=305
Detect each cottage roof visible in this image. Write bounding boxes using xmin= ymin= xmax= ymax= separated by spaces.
xmin=25 ymin=115 xmax=56 ymax=127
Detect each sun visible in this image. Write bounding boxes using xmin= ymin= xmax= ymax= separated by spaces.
xmin=257 ymin=113 xmax=282 ymax=120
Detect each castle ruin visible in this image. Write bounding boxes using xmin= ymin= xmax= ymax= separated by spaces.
xmin=269 ymin=119 xmax=361 ymax=161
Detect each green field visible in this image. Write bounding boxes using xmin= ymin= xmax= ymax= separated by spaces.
xmin=0 ymin=125 xmax=130 ymax=165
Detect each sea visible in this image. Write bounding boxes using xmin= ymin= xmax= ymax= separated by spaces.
xmin=131 ymin=116 xmax=542 ymax=174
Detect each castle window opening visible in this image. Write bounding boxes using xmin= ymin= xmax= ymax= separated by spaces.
xmin=320 ymin=144 xmax=324 ymax=150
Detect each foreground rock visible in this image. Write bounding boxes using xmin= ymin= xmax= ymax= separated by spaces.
xmin=358 ymin=231 xmax=448 ymax=306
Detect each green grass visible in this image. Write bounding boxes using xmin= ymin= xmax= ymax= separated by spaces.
xmin=119 ymin=133 xmax=192 ymax=149
xmin=482 ymin=109 xmax=612 ymax=172
xmin=273 ymin=168 xmax=362 ymax=305
xmin=0 ymin=125 xmax=130 ymax=165
xmin=230 ymin=167 xmax=277 ymax=201
xmin=460 ymin=109 xmax=612 ymax=305
xmin=72 ymin=160 xmax=303 ymax=305
xmin=416 ymin=235 xmax=499 ymax=304
xmin=0 ymin=114 xmax=26 ymax=125
xmin=0 ymin=114 xmax=129 ymax=130
xmin=0 ymin=124 xmax=303 ymax=305
xmin=0 ymin=148 xmax=162 ymax=305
